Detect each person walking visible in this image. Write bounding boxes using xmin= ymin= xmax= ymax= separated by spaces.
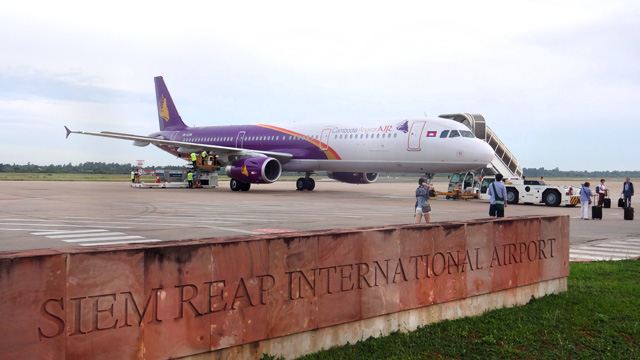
xmin=580 ymin=182 xmax=593 ymax=219
xmin=487 ymin=174 xmax=507 ymax=218
xmin=622 ymin=178 xmax=634 ymax=208
xmin=414 ymin=178 xmax=435 ymax=223
xmin=187 ymin=171 xmax=194 ymax=188
xmin=596 ymin=179 xmax=608 ymax=206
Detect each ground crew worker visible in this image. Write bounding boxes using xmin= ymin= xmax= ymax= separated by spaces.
xmin=187 ymin=171 xmax=193 ymax=188
xmin=131 ymin=170 xmax=135 ymax=184
xmin=201 ymin=151 xmax=208 ymax=166
xmin=190 ymin=152 xmax=197 ymax=168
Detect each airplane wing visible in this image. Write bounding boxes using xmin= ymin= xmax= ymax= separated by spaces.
xmin=64 ymin=126 xmax=294 ymax=163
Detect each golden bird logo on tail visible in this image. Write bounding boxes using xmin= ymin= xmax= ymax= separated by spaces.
xmin=159 ymin=95 xmax=170 ymax=122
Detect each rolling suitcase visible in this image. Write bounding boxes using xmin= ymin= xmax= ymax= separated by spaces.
xmin=592 ymin=205 xmax=602 ymax=220
xmin=603 ymin=197 xmax=611 ymax=208
xmin=624 ymin=207 xmax=634 ymax=220
xmin=618 ymin=198 xmax=625 ymax=208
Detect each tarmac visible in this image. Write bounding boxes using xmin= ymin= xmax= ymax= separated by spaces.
xmin=0 ymin=179 xmax=637 ymax=261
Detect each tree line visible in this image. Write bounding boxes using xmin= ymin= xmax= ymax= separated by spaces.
xmin=0 ymin=162 xmax=184 ymax=174
xmin=521 ymin=167 xmax=639 ymax=180
xmin=1 ymin=163 xmax=638 ymax=179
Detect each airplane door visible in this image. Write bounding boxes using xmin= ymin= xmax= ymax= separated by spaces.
xmin=236 ymin=131 xmax=246 ymax=148
xmin=320 ymin=128 xmax=331 ymax=150
xmin=170 ymin=131 xmax=179 ymax=141
xmin=408 ymin=121 xmax=426 ymax=151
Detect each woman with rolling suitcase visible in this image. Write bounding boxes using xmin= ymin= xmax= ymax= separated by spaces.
xmin=579 ymin=182 xmax=593 ymax=220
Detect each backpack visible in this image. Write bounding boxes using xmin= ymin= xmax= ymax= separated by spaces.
xmin=416 ymin=186 xmax=428 ymax=197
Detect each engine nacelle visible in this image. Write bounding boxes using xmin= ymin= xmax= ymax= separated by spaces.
xmin=327 ymin=172 xmax=379 ymax=184
xmin=225 ymin=157 xmax=282 ymax=184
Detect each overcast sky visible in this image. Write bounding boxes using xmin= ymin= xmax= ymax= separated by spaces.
xmin=1 ymin=0 xmax=638 ymax=171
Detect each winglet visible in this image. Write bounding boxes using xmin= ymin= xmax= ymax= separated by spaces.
xmin=64 ymin=126 xmax=72 ymax=139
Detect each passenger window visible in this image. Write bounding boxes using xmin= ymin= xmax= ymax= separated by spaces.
xmin=449 ymin=130 xmax=460 ymax=138
xmin=440 ymin=130 xmax=449 ymax=138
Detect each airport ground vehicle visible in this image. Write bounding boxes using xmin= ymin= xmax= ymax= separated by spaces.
xmin=438 ymin=114 xmax=580 ymax=207
xmin=478 ymin=176 xmax=580 ymax=207
xmin=444 ymin=172 xmax=580 ymax=207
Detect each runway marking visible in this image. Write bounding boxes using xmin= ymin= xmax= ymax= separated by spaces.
xmin=0 ymin=222 xmax=131 ymax=229
xmin=253 ymin=228 xmax=297 ymax=234
xmin=21 ymin=227 xmax=165 ymax=247
xmin=32 ymin=229 xmax=111 ymax=236
xmin=48 ymin=232 xmax=126 ymax=239
xmin=0 ymin=227 xmax=79 ymax=232
xmin=203 ymin=226 xmax=260 ymax=235
xmin=63 ymin=235 xmax=146 ymax=243
xmin=80 ymin=239 xmax=162 ymax=246
xmin=570 ymin=238 xmax=640 ymax=261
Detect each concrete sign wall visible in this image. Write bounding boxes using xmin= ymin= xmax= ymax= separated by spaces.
xmin=0 ymin=215 xmax=569 ymax=359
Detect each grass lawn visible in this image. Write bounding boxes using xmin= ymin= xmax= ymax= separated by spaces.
xmin=266 ymin=260 xmax=639 ymax=360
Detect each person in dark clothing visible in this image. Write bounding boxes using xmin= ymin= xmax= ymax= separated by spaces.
xmin=622 ymin=178 xmax=634 ymax=208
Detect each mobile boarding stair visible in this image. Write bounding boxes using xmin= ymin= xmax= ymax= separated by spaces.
xmin=439 ymin=113 xmax=522 ymax=179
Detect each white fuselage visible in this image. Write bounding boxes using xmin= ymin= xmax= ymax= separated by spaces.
xmin=153 ymin=117 xmax=495 ymax=175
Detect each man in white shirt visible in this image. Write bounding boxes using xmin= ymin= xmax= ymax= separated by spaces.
xmin=597 ymin=179 xmax=608 ymax=206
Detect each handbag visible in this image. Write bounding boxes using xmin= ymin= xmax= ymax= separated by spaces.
xmin=421 ymin=203 xmax=431 ymax=213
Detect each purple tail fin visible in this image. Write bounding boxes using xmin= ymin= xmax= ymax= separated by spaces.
xmin=154 ymin=76 xmax=188 ymax=131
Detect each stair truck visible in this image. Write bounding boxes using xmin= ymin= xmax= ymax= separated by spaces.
xmin=438 ymin=114 xmax=580 ymax=207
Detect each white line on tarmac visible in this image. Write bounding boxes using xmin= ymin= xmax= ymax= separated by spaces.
xmin=0 ymin=222 xmax=132 ymax=229
xmin=32 ymin=229 xmax=110 ymax=236
xmin=80 ymin=239 xmax=162 ymax=246
xmin=63 ymin=235 xmax=145 ymax=243
xmin=201 ymin=226 xmax=260 ymax=235
xmin=590 ymin=243 xmax=640 ymax=250
xmin=0 ymin=227 xmax=76 ymax=232
xmin=570 ymin=248 xmax=640 ymax=256
xmin=46 ymin=232 xmax=126 ymax=239
xmin=66 ymin=216 xmax=286 ymax=225
xmin=570 ymin=254 xmax=631 ymax=261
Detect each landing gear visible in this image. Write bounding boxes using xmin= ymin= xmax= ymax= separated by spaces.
xmin=230 ymin=179 xmax=251 ymax=192
xmin=422 ymin=173 xmax=435 ymax=184
xmin=296 ymin=173 xmax=315 ymax=191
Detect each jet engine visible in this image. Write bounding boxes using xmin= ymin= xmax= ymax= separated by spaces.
xmin=327 ymin=172 xmax=379 ymax=184
xmin=225 ymin=157 xmax=282 ymax=184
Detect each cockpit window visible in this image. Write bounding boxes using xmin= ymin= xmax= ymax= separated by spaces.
xmin=460 ymin=130 xmax=474 ymax=138
xmin=440 ymin=130 xmax=449 ymax=138
xmin=449 ymin=130 xmax=460 ymax=138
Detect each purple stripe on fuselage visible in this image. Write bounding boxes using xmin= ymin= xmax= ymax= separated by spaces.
xmin=149 ymin=125 xmax=332 ymax=160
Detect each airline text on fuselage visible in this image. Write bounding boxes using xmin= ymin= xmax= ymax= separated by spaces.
xmin=332 ymin=125 xmax=393 ymax=134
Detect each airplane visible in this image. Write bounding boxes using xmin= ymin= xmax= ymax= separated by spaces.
xmin=65 ymin=76 xmax=495 ymax=191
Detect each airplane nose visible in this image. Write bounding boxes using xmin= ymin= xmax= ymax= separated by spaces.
xmin=477 ymin=140 xmax=495 ymax=165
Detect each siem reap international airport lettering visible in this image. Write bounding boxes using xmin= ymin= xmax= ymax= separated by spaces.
xmin=37 ymin=238 xmax=555 ymax=340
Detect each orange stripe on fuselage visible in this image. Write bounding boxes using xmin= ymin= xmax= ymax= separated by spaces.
xmin=256 ymin=124 xmax=342 ymax=160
